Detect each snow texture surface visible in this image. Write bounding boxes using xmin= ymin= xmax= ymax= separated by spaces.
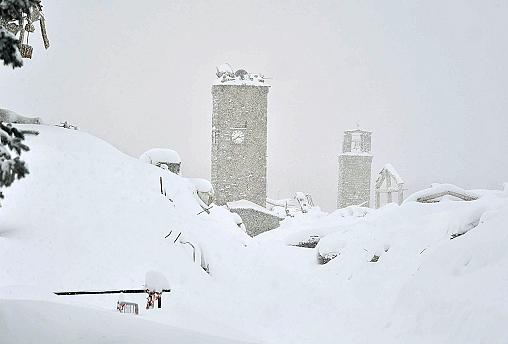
xmin=1 ymin=126 xmax=508 ymax=344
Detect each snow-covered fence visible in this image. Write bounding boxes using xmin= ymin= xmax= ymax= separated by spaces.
xmin=159 ymin=177 xmax=174 ymax=202
xmin=117 ymin=301 xmax=139 ymax=315
xmin=165 ymin=230 xmax=210 ymax=274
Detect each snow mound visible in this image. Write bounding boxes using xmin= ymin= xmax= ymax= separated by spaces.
xmin=187 ymin=178 xmax=213 ymax=193
xmin=140 ymin=148 xmax=182 ymax=164
xmin=0 ymin=299 xmax=251 ymax=344
xmin=145 ymin=270 xmax=170 ymax=292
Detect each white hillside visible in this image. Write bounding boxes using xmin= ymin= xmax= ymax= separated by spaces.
xmin=0 ymin=125 xmax=247 ymax=292
xmin=2 ymin=125 xmax=508 ymax=344
xmin=0 ymin=125 xmax=253 ymax=342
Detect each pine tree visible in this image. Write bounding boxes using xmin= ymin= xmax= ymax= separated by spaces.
xmin=0 ymin=0 xmax=41 ymax=68
xmin=1 ymin=1 xmax=43 ymax=203
xmin=0 ymin=122 xmax=36 ymax=205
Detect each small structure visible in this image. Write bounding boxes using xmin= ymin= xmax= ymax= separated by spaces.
xmin=404 ymin=183 xmax=480 ymax=204
xmin=55 ymin=121 xmax=78 ymax=130
xmin=146 ymin=291 xmax=162 ymax=309
xmin=144 ymin=270 xmax=170 ymax=309
xmin=117 ymin=301 xmax=139 ymax=315
xmin=375 ymin=163 xmax=405 ymax=208
xmin=227 ymin=200 xmax=283 ymax=237
xmin=140 ymin=148 xmax=182 ymax=175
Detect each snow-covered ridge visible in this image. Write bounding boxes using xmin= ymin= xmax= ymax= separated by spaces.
xmin=404 ymin=183 xmax=480 ymax=203
xmin=2 ymin=125 xmax=508 ymax=343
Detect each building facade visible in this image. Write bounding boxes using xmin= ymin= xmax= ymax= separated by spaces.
xmin=211 ymin=67 xmax=269 ymax=206
xmin=337 ymin=128 xmax=373 ymax=208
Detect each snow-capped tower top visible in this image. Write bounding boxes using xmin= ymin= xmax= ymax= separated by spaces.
xmin=214 ymin=64 xmax=269 ymax=86
xmin=341 ymin=128 xmax=372 ymax=155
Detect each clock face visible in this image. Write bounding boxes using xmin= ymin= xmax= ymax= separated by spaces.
xmin=231 ymin=130 xmax=245 ymax=144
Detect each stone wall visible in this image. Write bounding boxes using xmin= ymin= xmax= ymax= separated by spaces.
xmin=230 ymin=208 xmax=282 ymax=237
xmin=337 ymin=154 xmax=373 ymax=208
xmin=211 ymin=84 xmax=269 ymax=207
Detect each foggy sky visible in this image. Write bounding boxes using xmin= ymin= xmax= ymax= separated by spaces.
xmin=2 ymin=0 xmax=508 ymax=210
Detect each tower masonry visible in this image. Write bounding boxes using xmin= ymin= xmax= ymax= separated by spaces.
xmin=337 ymin=128 xmax=373 ymax=208
xmin=211 ymin=64 xmax=269 ymax=207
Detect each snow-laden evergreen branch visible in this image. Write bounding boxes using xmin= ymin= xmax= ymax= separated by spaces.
xmin=0 ymin=121 xmax=37 ymax=204
xmin=0 ymin=0 xmax=41 ymax=68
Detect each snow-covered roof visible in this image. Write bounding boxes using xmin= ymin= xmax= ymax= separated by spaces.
xmin=213 ymin=64 xmax=270 ymax=87
xmin=383 ymin=163 xmax=403 ymax=184
xmin=227 ymin=200 xmax=277 ymax=216
xmin=140 ymin=148 xmax=181 ymax=165
xmin=404 ymin=183 xmax=480 ymax=203
xmin=376 ymin=163 xmax=404 ymax=186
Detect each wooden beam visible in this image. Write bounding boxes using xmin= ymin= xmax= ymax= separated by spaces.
xmin=54 ymin=289 xmax=171 ymax=296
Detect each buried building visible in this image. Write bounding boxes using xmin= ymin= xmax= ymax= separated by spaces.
xmin=140 ymin=148 xmax=182 ymax=175
xmin=227 ymin=200 xmax=283 ymax=237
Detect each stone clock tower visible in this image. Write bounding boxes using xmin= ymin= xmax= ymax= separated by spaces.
xmin=211 ymin=65 xmax=269 ymax=207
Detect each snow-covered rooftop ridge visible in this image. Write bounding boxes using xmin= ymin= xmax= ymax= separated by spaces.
xmin=140 ymin=148 xmax=181 ymax=164
xmin=380 ymin=163 xmax=404 ymax=184
xmin=227 ymin=199 xmax=277 ymax=216
xmin=214 ymin=63 xmax=270 ymax=86
xmin=404 ymin=183 xmax=480 ymax=203
xmin=344 ymin=128 xmax=372 ymax=133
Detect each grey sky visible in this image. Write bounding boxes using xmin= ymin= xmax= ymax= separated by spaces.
xmin=2 ymin=0 xmax=508 ymax=210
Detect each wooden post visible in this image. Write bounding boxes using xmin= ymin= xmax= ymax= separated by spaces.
xmin=158 ymin=294 xmax=162 ymax=308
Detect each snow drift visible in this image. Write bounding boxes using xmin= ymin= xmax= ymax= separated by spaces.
xmin=2 ymin=125 xmax=508 ymax=344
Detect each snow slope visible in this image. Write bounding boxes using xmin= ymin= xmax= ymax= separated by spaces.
xmin=0 ymin=125 xmax=253 ymax=343
xmin=2 ymin=125 xmax=508 ymax=344
xmin=0 ymin=299 xmax=251 ymax=344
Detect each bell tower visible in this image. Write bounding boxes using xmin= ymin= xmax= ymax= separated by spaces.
xmin=337 ymin=128 xmax=373 ymax=208
xmin=211 ymin=65 xmax=269 ymax=207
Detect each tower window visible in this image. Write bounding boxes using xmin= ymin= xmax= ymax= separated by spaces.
xmin=351 ymin=133 xmax=362 ymax=152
